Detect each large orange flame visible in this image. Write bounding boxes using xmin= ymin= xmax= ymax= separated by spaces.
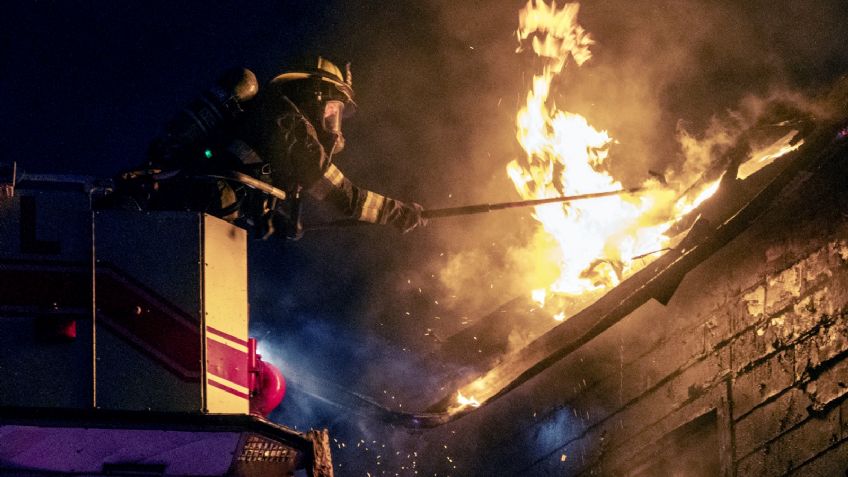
xmin=510 ymin=0 xmax=674 ymax=302
xmin=509 ymin=1 xmax=798 ymax=320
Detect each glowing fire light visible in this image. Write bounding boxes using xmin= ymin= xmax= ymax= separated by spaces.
xmin=509 ymin=2 xmax=799 ymax=323
xmin=531 ymin=288 xmax=547 ymax=306
xmin=509 ymin=0 xmax=676 ymax=304
xmin=673 ymin=177 xmax=722 ymax=218
xmin=737 ymin=131 xmax=803 ymax=180
xmin=455 ymin=391 xmax=481 ymax=409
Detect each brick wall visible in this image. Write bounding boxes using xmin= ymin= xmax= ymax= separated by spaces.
xmin=424 ymin=150 xmax=848 ymax=475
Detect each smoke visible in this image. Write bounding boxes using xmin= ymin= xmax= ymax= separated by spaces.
xmin=436 ymin=226 xmax=560 ymax=315
xmin=251 ymin=309 xmax=462 ymax=473
xmin=675 ymin=88 xmax=837 ymax=180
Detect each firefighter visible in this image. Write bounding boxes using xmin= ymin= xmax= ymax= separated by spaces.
xmin=237 ymin=57 xmax=427 ymax=238
xmin=117 ymin=58 xmax=427 ymax=239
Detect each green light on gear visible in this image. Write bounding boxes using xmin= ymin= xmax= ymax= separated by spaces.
xmin=204 ymin=149 xmax=213 ymax=159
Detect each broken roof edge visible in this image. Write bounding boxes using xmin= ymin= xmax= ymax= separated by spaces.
xmin=386 ymin=116 xmax=848 ymax=429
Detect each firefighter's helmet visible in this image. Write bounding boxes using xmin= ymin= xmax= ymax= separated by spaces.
xmin=267 ymin=57 xmax=356 ymax=153
xmin=269 ymin=57 xmax=356 ymax=114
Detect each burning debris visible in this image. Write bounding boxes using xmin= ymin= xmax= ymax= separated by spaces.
xmin=451 ymin=391 xmax=481 ymax=412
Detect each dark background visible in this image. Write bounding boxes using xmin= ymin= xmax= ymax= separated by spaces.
xmin=3 ymin=0 xmax=847 ymax=473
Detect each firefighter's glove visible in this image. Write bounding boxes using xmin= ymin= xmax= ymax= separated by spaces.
xmin=394 ymin=201 xmax=428 ymax=234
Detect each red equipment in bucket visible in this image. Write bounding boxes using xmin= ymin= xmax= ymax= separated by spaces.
xmin=248 ymin=338 xmax=287 ymax=416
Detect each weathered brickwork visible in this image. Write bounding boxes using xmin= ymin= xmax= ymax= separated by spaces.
xmin=789 ymin=438 xmax=848 ymax=476
xmin=734 ymin=387 xmax=812 ymax=458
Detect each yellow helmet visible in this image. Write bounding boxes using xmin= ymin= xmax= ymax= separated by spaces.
xmin=268 ymin=57 xmax=356 ymax=113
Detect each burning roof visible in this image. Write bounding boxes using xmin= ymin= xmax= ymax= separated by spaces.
xmin=428 ymin=107 xmax=848 ymax=425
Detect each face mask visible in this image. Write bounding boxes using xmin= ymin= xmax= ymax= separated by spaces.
xmin=322 ymin=100 xmax=345 ymax=154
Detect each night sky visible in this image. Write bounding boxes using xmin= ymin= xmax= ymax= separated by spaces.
xmin=4 ymin=0 xmax=848 ymax=474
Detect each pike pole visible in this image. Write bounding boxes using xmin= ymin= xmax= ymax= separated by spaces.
xmin=204 ymin=169 xmax=643 ymax=229
xmin=420 ymin=187 xmax=644 ymax=219
xmin=307 ymin=187 xmax=644 ymax=231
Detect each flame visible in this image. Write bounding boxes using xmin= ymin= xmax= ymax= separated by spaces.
xmin=446 ymin=389 xmax=482 ymax=416
xmin=510 ymin=0 xmax=676 ymax=302
xmin=738 ymin=131 xmax=803 ymax=180
xmin=508 ymin=1 xmax=736 ymax=316
xmin=674 ymin=177 xmax=722 ymax=218
xmin=517 ymin=0 xmax=593 ymax=70
xmin=455 ymin=391 xmax=481 ymax=409
xmin=531 ymin=288 xmax=547 ymax=306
